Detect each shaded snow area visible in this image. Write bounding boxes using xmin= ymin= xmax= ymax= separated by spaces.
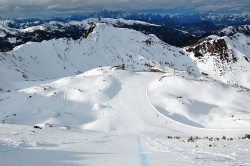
xmin=0 ymin=67 xmax=250 ymax=166
xmin=0 ymin=23 xmax=250 ymax=165
xmin=148 ymin=72 xmax=250 ymax=129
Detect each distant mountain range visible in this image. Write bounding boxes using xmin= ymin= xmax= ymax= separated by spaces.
xmin=0 ymin=18 xmax=195 ymax=52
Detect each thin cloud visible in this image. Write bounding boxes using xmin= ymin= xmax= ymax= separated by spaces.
xmin=196 ymin=4 xmax=241 ymax=11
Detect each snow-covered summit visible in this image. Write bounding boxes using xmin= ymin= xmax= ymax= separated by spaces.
xmin=186 ymin=27 xmax=250 ymax=88
xmin=0 ymin=23 xmax=194 ymax=91
xmin=73 ymin=17 xmax=159 ymax=27
xmin=1 ymin=22 xmax=250 ymax=91
xmin=217 ymin=25 xmax=250 ymax=36
xmin=0 ymin=17 xmax=195 ymax=52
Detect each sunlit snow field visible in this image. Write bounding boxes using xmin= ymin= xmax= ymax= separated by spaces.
xmin=0 ymin=67 xmax=250 ymax=166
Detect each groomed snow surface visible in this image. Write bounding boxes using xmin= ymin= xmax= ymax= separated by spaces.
xmin=0 ymin=67 xmax=250 ymax=166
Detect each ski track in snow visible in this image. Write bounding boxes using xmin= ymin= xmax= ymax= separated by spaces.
xmin=137 ymin=135 xmax=149 ymax=166
xmin=62 ymin=87 xmax=68 ymax=106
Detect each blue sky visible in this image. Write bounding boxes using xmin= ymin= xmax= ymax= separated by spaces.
xmin=0 ymin=0 xmax=249 ymax=18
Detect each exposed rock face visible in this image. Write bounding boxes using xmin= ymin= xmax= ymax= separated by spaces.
xmin=82 ymin=25 xmax=96 ymax=38
xmin=187 ymin=37 xmax=236 ymax=63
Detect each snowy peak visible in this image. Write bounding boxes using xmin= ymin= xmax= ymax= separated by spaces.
xmin=0 ymin=17 xmax=195 ymax=52
xmin=217 ymin=25 xmax=250 ymax=36
xmin=186 ymin=30 xmax=250 ymax=88
xmin=187 ymin=36 xmax=237 ymax=62
xmin=0 ymin=23 xmax=195 ymax=91
xmin=83 ymin=18 xmax=159 ymax=27
xmin=187 ymin=27 xmax=250 ymax=62
xmin=1 ymin=22 xmax=250 ymax=91
xmin=0 ymin=18 xmax=159 ymax=52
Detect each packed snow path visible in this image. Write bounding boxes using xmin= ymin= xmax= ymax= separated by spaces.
xmin=0 ymin=68 xmax=250 ymax=166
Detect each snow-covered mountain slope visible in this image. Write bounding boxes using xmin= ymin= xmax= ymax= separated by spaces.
xmin=2 ymin=22 xmax=250 ymax=91
xmin=0 ymin=19 xmax=88 ymax=52
xmin=186 ymin=29 xmax=250 ymax=88
xmin=0 ymin=17 xmax=196 ymax=51
xmin=148 ymin=73 xmax=250 ymax=129
xmin=1 ymin=66 xmax=250 ymax=166
xmin=0 ymin=18 xmax=157 ymax=34
xmin=0 ymin=23 xmax=196 ymax=91
xmin=0 ymin=23 xmax=250 ymax=165
xmin=1 ymin=23 xmax=249 ymax=132
xmin=1 ymin=66 xmax=249 ymax=133
xmin=217 ymin=25 xmax=250 ymax=36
